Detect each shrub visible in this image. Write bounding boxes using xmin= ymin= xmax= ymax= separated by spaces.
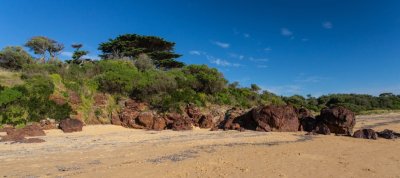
xmin=0 ymin=46 xmax=33 ymax=70
xmin=182 ymin=65 xmax=227 ymax=94
xmin=97 ymin=60 xmax=139 ymax=94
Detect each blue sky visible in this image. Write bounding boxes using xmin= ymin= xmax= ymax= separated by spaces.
xmin=0 ymin=0 xmax=399 ymax=96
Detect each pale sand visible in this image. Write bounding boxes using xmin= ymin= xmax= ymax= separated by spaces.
xmin=1 ymin=114 xmax=400 ymax=178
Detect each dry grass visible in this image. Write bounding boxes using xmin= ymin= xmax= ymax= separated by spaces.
xmin=0 ymin=68 xmax=24 ymax=87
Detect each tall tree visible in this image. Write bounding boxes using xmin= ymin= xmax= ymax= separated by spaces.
xmin=71 ymin=43 xmax=89 ymax=61
xmin=25 ymin=36 xmax=64 ymax=63
xmin=98 ymin=34 xmax=184 ymax=69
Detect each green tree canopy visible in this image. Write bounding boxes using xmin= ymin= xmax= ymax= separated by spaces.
xmin=25 ymin=36 xmax=64 ymax=62
xmin=0 ymin=46 xmax=33 ymax=70
xmin=98 ymin=34 xmax=184 ymax=69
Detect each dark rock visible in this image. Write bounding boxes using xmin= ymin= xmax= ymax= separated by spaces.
xmin=185 ymin=103 xmax=202 ymax=125
xmin=165 ymin=113 xmax=192 ymax=131
xmin=297 ymin=108 xmax=316 ymax=132
xmin=377 ymin=129 xmax=400 ymax=139
xmin=198 ymin=115 xmax=214 ymax=128
xmin=251 ymin=105 xmax=299 ymax=132
xmin=318 ymin=106 xmax=356 ymax=136
xmin=353 ymin=129 xmax=378 ymax=139
xmin=314 ymin=122 xmax=331 ymax=135
xmin=221 ymin=107 xmax=248 ymax=131
xmin=59 ymin=118 xmax=83 ymax=133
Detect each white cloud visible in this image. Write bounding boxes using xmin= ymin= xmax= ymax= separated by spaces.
xmin=322 ymin=21 xmax=333 ymax=29
xmin=83 ymin=54 xmax=100 ymax=60
xmin=243 ymin=33 xmax=250 ymax=38
xmin=212 ymin=41 xmax=230 ymax=48
xmin=207 ymin=55 xmax=241 ymax=67
xmin=189 ymin=50 xmax=202 ymax=55
xmin=281 ymin=28 xmax=293 ymax=36
xmin=61 ymin=51 xmax=73 ymax=57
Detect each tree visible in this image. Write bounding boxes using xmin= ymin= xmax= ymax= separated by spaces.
xmin=98 ymin=34 xmax=184 ymax=69
xmin=71 ymin=43 xmax=89 ymax=61
xmin=250 ymin=84 xmax=261 ymax=93
xmin=25 ymin=36 xmax=64 ymax=62
xmin=0 ymin=46 xmax=33 ymax=70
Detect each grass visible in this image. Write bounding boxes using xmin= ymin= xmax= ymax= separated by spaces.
xmin=0 ymin=68 xmax=24 ymax=87
xmin=358 ymin=109 xmax=400 ymax=115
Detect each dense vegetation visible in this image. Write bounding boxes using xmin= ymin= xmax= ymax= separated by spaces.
xmin=0 ymin=34 xmax=399 ymax=126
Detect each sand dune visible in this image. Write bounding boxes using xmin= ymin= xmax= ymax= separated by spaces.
xmin=1 ymin=113 xmax=400 ymax=178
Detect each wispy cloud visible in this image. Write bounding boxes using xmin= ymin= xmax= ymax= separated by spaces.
xmin=189 ymin=50 xmax=202 ymax=55
xmin=207 ymin=55 xmax=241 ymax=67
xmin=295 ymin=73 xmax=328 ymax=83
xmin=212 ymin=41 xmax=230 ymax=48
xmin=301 ymin=38 xmax=309 ymax=42
xmin=257 ymin=65 xmax=268 ymax=68
xmin=228 ymin=53 xmax=245 ymax=60
xmin=322 ymin=21 xmax=333 ymax=29
xmin=243 ymin=33 xmax=250 ymax=38
xmin=281 ymin=28 xmax=293 ymax=36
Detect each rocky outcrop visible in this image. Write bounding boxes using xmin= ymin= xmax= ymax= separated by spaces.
xmin=377 ymin=129 xmax=400 ymax=139
xmin=318 ymin=106 xmax=356 ymax=136
xmin=1 ymin=124 xmax=46 ymax=143
xmin=59 ymin=118 xmax=84 ymax=133
xmin=353 ymin=129 xmax=378 ymax=139
xmin=251 ymin=105 xmax=299 ymax=132
xmin=198 ymin=114 xmax=214 ymax=128
xmin=297 ymin=108 xmax=316 ymax=132
xmin=165 ymin=113 xmax=192 ymax=131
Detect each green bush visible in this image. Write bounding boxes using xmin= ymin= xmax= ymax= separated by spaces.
xmin=0 ymin=46 xmax=33 ymax=70
xmin=97 ymin=60 xmax=139 ymax=94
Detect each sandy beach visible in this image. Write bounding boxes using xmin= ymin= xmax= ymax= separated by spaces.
xmin=1 ymin=113 xmax=400 ymax=178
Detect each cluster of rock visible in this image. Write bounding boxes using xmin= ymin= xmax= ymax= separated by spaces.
xmin=0 ymin=118 xmax=84 ymax=143
xmin=112 ymin=100 xmax=223 ymax=131
xmin=2 ymin=98 xmax=399 ymax=143
xmin=353 ymin=128 xmax=400 ymax=140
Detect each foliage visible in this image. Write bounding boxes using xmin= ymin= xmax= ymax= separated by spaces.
xmin=0 ymin=46 xmax=33 ymax=70
xmin=25 ymin=36 xmax=64 ymax=62
xmin=98 ymin=34 xmax=184 ymax=69
xmin=97 ymin=60 xmax=139 ymax=94
xmin=182 ymin=65 xmax=227 ymax=94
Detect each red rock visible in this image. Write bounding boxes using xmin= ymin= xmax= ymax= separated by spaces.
xmin=251 ymin=105 xmax=299 ymax=132
xmin=152 ymin=117 xmax=167 ymax=131
xmin=198 ymin=115 xmax=214 ymax=128
xmin=136 ymin=112 xmax=154 ymax=129
xmin=353 ymin=129 xmax=377 ymax=139
xmin=59 ymin=118 xmax=83 ymax=133
xmin=319 ymin=106 xmax=356 ymax=136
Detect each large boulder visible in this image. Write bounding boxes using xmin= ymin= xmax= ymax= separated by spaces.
xmin=165 ymin=113 xmax=192 ymax=131
xmin=221 ymin=107 xmax=249 ymax=131
xmin=152 ymin=117 xmax=167 ymax=131
xmin=59 ymin=118 xmax=83 ymax=133
xmin=297 ymin=108 xmax=316 ymax=132
xmin=353 ymin=129 xmax=378 ymax=140
xmin=377 ymin=129 xmax=400 ymax=139
xmin=136 ymin=112 xmax=154 ymax=129
xmin=198 ymin=114 xmax=214 ymax=128
xmin=251 ymin=105 xmax=299 ymax=132
xmin=318 ymin=106 xmax=356 ymax=136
